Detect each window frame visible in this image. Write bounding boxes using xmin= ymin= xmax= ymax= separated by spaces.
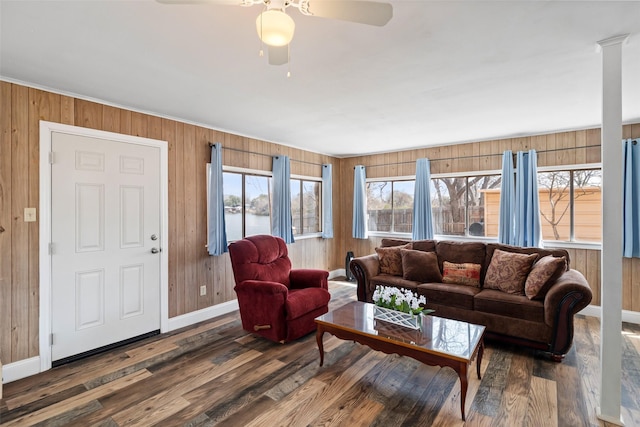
xmin=536 ymin=163 xmax=602 ymax=248
xmin=290 ymin=173 xmax=323 ymax=239
xmin=207 ymin=166 xmax=323 ymax=244
xmin=365 ymin=175 xmax=415 ymax=238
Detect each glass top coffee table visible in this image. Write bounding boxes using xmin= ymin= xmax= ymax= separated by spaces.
xmin=315 ymin=301 xmax=485 ymax=421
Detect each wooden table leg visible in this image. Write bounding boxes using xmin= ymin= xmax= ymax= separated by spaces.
xmin=316 ymin=326 xmax=325 ymax=367
xmin=477 ymin=339 xmax=484 ymax=379
xmin=458 ymin=363 xmax=468 ymax=421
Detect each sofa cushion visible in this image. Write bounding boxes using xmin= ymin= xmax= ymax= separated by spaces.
xmin=371 ymin=274 xmax=420 ymax=291
xmin=474 ymin=289 xmax=544 ymax=323
xmin=525 ymin=255 xmax=567 ymax=300
xmin=376 ymin=243 xmax=412 ymax=276
xmin=381 ymin=238 xmax=412 ymax=248
xmin=436 ymin=241 xmax=487 ymax=280
xmin=442 ymin=261 xmax=482 ymax=287
xmin=484 ymin=249 xmax=538 ymax=295
xmin=417 ymin=282 xmax=480 ymax=310
xmin=411 ymin=239 xmax=437 ymax=252
xmin=401 ymin=249 xmax=442 ymax=283
xmin=485 ymin=243 xmax=570 ymax=271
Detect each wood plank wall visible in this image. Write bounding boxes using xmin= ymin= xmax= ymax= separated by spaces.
xmin=337 ymin=124 xmax=640 ymax=311
xmin=0 ymin=81 xmax=341 ymax=365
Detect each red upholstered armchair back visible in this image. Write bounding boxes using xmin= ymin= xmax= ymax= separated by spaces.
xmin=228 ymin=235 xmax=292 ymax=287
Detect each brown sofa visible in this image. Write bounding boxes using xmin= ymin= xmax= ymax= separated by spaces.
xmin=350 ymin=239 xmax=593 ymax=362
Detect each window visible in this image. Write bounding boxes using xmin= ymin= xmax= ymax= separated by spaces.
xmin=290 ymin=179 xmax=322 ymax=235
xmin=223 ymin=171 xmax=272 ymax=241
xmin=364 ymin=166 xmax=601 ymax=244
xmin=216 ymin=168 xmax=322 ymax=242
xmin=366 ymin=180 xmax=415 ymax=233
xmin=538 ymin=168 xmax=601 ymax=243
xmin=431 ymin=175 xmax=501 ymax=237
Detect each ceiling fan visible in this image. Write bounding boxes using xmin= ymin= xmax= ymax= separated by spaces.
xmin=157 ymin=0 xmax=393 ymax=67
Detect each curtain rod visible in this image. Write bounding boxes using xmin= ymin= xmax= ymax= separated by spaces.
xmin=209 ymin=143 xmax=324 ymax=167
xmin=360 ymin=143 xmax=602 ymax=169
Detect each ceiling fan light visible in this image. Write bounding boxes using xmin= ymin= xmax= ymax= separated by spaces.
xmin=256 ymin=10 xmax=295 ymax=47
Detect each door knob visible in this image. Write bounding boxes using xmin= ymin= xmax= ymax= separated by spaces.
xmin=151 ymin=247 xmax=159 ymax=254
xmin=150 ymin=234 xmax=158 ymax=241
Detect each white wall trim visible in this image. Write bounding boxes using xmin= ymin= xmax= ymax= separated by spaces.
xmin=579 ymin=304 xmax=640 ymax=325
xmin=2 ymin=357 xmax=41 ymax=384
xmin=167 ymin=300 xmax=239 ymax=332
xmin=39 ymin=121 xmax=170 ymax=373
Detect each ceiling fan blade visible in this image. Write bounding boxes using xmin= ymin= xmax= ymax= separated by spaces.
xmin=268 ymin=45 xmax=289 ymax=66
xmin=304 ymin=0 xmax=392 ymax=26
xmin=156 ymin=0 xmax=247 ymax=5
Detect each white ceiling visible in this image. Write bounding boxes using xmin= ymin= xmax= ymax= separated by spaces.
xmin=1 ymin=0 xmax=639 ymax=157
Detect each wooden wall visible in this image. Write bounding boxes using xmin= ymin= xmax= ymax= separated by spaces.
xmin=0 ymin=81 xmax=341 ymax=365
xmin=337 ymin=124 xmax=640 ymax=311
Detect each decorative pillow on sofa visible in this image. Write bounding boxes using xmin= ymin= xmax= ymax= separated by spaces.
xmin=484 ymin=249 xmax=538 ymax=295
xmin=401 ymin=249 xmax=442 ymax=283
xmin=375 ymin=243 xmax=412 ymax=276
xmin=525 ymin=255 xmax=567 ymax=300
xmin=442 ymin=261 xmax=482 ymax=287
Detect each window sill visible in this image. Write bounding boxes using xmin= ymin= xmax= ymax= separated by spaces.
xmin=366 ymin=232 xmax=602 ymax=251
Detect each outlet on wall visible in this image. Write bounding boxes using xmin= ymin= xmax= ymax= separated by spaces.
xmin=200 ymin=285 xmax=206 ymax=296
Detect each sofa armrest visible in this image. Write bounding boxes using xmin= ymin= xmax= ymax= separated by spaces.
xmin=290 ymin=269 xmax=329 ymax=290
xmin=543 ymin=269 xmax=593 ymax=359
xmin=350 ymin=254 xmax=380 ymax=302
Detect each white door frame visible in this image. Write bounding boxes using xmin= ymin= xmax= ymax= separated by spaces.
xmin=39 ymin=120 xmax=169 ymax=372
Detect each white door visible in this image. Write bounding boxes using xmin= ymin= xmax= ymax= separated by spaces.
xmin=51 ymin=132 xmax=161 ymax=362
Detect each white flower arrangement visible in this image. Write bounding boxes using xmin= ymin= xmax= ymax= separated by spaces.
xmin=372 ymin=285 xmax=430 ymax=316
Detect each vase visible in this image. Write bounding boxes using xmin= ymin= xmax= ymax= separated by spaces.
xmin=373 ymin=305 xmax=421 ymax=330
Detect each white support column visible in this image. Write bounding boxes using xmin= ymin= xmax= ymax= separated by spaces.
xmin=597 ymin=34 xmax=628 ymax=426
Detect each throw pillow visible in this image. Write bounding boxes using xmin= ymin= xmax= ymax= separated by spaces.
xmin=484 ymin=249 xmax=538 ymax=295
xmin=401 ymin=249 xmax=442 ymax=283
xmin=375 ymin=243 xmax=412 ymax=276
xmin=525 ymin=255 xmax=567 ymax=300
xmin=442 ymin=261 xmax=482 ymax=287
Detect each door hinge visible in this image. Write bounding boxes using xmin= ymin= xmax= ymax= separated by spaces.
xmin=48 ymin=242 xmax=54 ymax=255
xmin=50 ymin=333 xmax=54 ymax=346
xmin=49 ymin=152 xmax=55 ymax=164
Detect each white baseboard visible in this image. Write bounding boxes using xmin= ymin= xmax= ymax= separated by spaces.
xmin=328 ymin=269 xmax=345 ymax=280
xmin=579 ymin=304 xmax=640 ymax=325
xmin=2 ymin=356 xmax=41 ymax=384
xmin=167 ymin=299 xmax=239 ymax=332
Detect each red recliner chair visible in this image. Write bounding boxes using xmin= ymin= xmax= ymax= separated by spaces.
xmin=228 ymin=235 xmax=331 ymax=343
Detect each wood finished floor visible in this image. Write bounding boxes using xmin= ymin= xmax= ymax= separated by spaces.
xmin=1 ymin=281 xmax=639 ymax=427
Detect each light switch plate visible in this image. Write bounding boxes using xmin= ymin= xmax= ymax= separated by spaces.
xmin=24 ymin=207 xmax=36 ymax=222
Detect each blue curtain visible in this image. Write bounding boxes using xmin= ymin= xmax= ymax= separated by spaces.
xmin=207 ymin=143 xmax=228 ymax=255
xmin=352 ymin=165 xmax=368 ymax=239
xmin=498 ymin=150 xmax=515 ymax=245
xmin=624 ymin=139 xmax=640 ymax=258
xmin=514 ymin=149 xmax=542 ymax=247
xmin=412 ymin=158 xmax=434 ymax=240
xmin=321 ymin=164 xmax=334 ymax=238
xmin=272 ymin=155 xmax=295 ymax=243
